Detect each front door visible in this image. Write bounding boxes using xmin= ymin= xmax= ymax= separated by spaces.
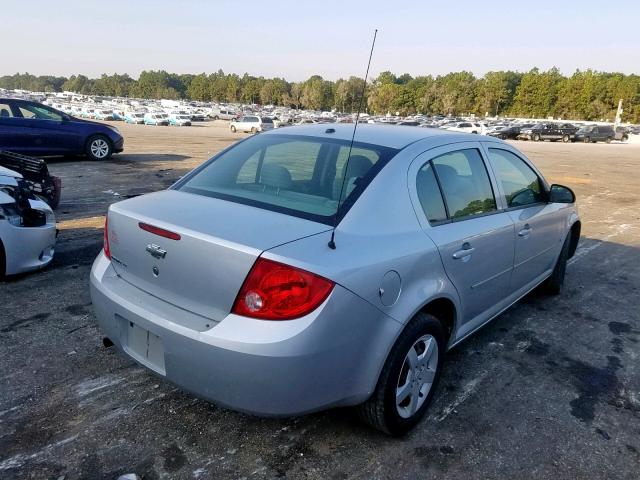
xmin=484 ymin=146 xmax=564 ymax=292
xmin=411 ymin=143 xmax=515 ymax=331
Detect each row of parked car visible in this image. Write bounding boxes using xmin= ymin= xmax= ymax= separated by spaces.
xmin=488 ymin=122 xmax=629 ymax=143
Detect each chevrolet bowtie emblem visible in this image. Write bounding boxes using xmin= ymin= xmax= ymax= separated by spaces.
xmin=145 ymin=244 xmax=167 ymax=259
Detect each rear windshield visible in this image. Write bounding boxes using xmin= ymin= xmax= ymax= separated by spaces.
xmin=176 ymin=134 xmax=399 ymax=225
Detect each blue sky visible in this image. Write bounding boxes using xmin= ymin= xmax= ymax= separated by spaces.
xmin=2 ymin=0 xmax=639 ymax=80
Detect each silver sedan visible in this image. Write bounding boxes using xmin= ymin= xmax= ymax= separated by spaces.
xmin=90 ymin=124 xmax=580 ymax=435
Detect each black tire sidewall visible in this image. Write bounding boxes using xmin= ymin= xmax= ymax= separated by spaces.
xmin=381 ymin=314 xmax=445 ymax=436
xmin=86 ymin=135 xmax=112 ymax=160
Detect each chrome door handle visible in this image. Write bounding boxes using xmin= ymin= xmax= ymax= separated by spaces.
xmin=452 ymin=243 xmax=475 ymax=260
xmin=518 ymin=224 xmax=532 ymax=237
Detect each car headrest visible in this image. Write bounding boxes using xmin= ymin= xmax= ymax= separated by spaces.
xmin=0 ymin=109 xmax=9 ymax=117
xmin=342 ymin=155 xmax=373 ymax=180
xmin=261 ymin=164 xmax=292 ymax=190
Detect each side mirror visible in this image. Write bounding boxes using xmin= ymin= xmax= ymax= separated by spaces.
xmin=549 ymin=184 xmax=575 ymax=204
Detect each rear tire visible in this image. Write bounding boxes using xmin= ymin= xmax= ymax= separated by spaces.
xmin=357 ymin=313 xmax=445 ymax=436
xmin=543 ymin=234 xmax=570 ymax=295
xmin=86 ymin=135 xmax=113 ymax=160
xmin=562 ymin=134 xmax=570 ymax=143
xmin=230 ymin=125 xmax=236 ymax=133
xmin=251 ymin=127 xmax=257 ymax=134
xmin=605 ymin=137 xmax=612 ymax=144
xmin=583 ymin=136 xmax=590 ymax=143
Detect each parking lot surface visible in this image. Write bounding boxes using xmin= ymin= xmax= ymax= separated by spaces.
xmin=1 ymin=122 xmax=639 ymax=479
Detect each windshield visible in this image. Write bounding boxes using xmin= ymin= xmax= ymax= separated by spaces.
xmin=176 ymin=134 xmax=399 ymax=224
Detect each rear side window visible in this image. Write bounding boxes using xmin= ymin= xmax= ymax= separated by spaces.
xmin=261 ymin=117 xmax=273 ymax=123
xmin=432 ymin=149 xmax=496 ymax=219
xmin=177 ymin=134 xmax=398 ymax=225
xmin=488 ymin=148 xmax=545 ymax=208
xmin=0 ymin=102 xmax=15 ymax=118
xmin=416 ymin=162 xmax=447 ymax=223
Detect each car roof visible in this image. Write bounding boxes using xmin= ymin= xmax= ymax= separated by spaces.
xmin=260 ymin=123 xmax=479 ymax=149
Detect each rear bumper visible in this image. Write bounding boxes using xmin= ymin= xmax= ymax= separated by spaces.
xmin=90 ymin=253 xmax=402 ymax=416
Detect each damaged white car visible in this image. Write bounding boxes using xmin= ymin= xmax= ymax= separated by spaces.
xmin=0 ymin=166 xmax=56 ymax=277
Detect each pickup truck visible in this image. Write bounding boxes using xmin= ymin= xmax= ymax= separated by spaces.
xmin=518 ymin=123 xmax=578 ymax=142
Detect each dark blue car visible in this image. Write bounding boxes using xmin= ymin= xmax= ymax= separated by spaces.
xmin=0 ymin=98 xmax=124 ymax=160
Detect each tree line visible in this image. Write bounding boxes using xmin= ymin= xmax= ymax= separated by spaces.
xmin=1 ymin=68 xmax=638 ymax=122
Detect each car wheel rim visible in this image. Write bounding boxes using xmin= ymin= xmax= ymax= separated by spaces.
xmin=396 ymin=334 xmax=438 ymax=419
xmin=91 ymin=139 xmax=109 ymax=158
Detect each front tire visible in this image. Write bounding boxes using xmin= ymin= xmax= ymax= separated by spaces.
xmin=533 ymin=133 xmax=541 ymax=142
xmin=562 ymin=134 xmax=570 ymax=143
xmin=583 ymin=136 xmax=591 ymax=143
xmin=357 ymin=313 xmax=445 ymax=436
xmin=251 ymin=127 xmax=257 ymax=134
xmin=605 ymin=137 xmax=612 ymax=144
xmin=230 ymin=125 xmax=236 ymax=133
xmin=86 ymin=135 xmax=112 ymax=160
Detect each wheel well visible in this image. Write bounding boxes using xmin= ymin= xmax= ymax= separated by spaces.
xmin=568 ymin=221 xmax=581 ymax=258
xmin=421 ymin=298 xmax=456 ymax=343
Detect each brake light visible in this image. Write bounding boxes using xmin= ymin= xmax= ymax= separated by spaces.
xmin=138 ymin=222 xmax=181 ymax=240
xmin=232 ymin=258 xmax=334 ymax=320
xmin=103 ymin=216 xmax=111 ymax=260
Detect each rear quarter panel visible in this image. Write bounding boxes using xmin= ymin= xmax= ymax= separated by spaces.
xmin=264 ymin=139 xmax=461 ymax=331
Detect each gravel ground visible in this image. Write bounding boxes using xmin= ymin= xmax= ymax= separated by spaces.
xmin=1 ymin=122 xmax=639 ymax=479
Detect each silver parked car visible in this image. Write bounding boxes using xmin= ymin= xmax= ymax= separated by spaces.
xmin=90 ymin=125 xmax=580 ymax=435
xmin=230 ymin=116 xmax=274 ymax=133
xmin=1 ymin=166 xmax=56 ymax=277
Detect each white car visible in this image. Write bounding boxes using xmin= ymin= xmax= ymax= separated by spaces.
xmin=443 ymin=122 xmax=482 ymax=134
xmin=230 ymin=116 xmax=274 ymax=133
xmin=0 ymin=166 xmax=56 ymax=277
xmin=168 ymin=114 xmax=192 ymax=126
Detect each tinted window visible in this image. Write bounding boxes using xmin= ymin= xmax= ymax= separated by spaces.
xmin=17 ymin=103 xmax=63 ymax=121
xmin=261 ymin=117 xmax=273 ymax=123
xmin=488 ymin=148 xmax=545 ymax=208
xmin=416 ymin=162 xmax=447 ymax=223
xmin=178 ymin=134 xmax=398 ymax=224
xmin=432 ymin=149 xmax=496 ymax=219
xmin=0 ymin=102 xmax=15 ymax=118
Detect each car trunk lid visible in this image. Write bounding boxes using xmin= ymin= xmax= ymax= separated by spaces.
xmin=107 ymin=190 xmax=330 ymax=323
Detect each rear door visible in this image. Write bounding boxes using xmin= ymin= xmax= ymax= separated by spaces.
xmin=410 ymin=143 xmax=515 ymax=330
xmin=0 ymin=100 xmax=31 ymax=152
xmin=483 ymin=145 xmax=564 ymax=292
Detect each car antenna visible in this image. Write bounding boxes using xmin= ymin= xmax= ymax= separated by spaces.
xmin=328 ymin=28 xmax=378 ymax=250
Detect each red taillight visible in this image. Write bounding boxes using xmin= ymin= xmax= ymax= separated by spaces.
xmin=232 ymin=258 xmax=334 ymax=320
xmin=138 ymin=222 xmax=181 ymax=240
xmin=103 ymin=216 xmax=111 ymax=260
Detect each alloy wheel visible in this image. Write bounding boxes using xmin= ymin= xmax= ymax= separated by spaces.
xmin=90 ymin=138 xmax=110 ymax=159
xmin=396 ymin=334 xmax=439 ymax=418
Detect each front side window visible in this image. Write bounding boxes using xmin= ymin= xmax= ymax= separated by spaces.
xmin=488 ymin=148 xmax=546 ymax=208
xmin=432 ymin=149 xmax=496 ymax=219
xmin=177 ymin=134 xmax=398 ymax=224
xmin=17 ymin=103 xmax=63 ymax=121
